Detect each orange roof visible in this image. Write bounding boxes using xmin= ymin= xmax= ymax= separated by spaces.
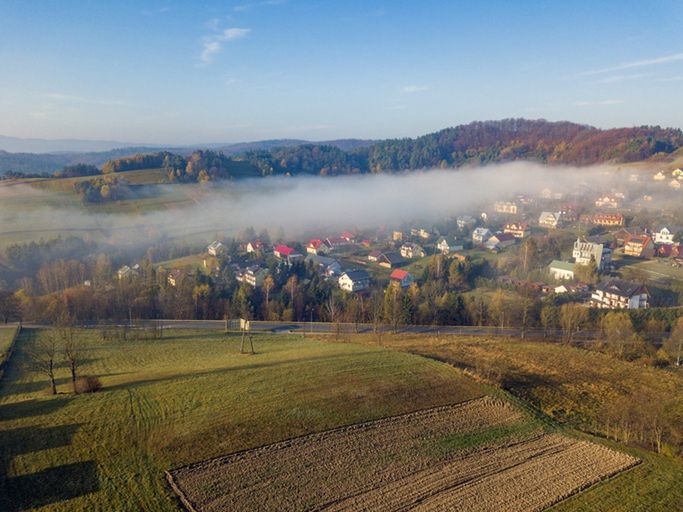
xmin=390 ymin=269 xmax=410 ymax=280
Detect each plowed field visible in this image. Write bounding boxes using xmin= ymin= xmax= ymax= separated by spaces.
xmin=168 ymin=397 xmax=638 ymax=512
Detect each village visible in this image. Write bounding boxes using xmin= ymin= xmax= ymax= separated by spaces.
xmin=111 ymin=166 xmax=683 ymax=321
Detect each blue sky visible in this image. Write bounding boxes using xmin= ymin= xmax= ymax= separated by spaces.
xmin=1 ymin=0 xmax=683 ymax=144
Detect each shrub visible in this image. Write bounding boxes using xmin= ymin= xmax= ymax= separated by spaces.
xmin=74 ymin=375 xmax=102 ymax=394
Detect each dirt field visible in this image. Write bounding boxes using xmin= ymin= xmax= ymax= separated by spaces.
xmin=167 ymin=397 xmax=638 ymax=512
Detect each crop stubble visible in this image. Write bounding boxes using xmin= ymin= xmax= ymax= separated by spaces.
xmin=167 ymin=397 xmax=638 ymax=512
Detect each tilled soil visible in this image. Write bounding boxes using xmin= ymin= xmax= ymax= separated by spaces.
xmin=167 ymin=397 xmax=638 ymax=512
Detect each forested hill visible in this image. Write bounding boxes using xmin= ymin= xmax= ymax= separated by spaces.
xmin=227 ymin=119 xmax=683 ymax=177
xmin=4 ymin=119 xmax=683 ymax=178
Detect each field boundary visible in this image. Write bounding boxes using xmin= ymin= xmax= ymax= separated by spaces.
xmin=0 ymin=324 xmax=22 ymax=385
xmin=167 ymin=396 xmax=491 ymax=475
xmin=165 ymin=470 xmax=199 ymax=512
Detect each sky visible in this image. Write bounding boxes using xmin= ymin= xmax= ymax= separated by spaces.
xmin=1 ymin=0 xmax=683 ymax=145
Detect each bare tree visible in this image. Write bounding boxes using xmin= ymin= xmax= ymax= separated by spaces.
xmin=26 ymin=334 xmax=59 ymax=395
xmin=664 ymin=317 xmax=683 ymax=366
xmin=560 ymin=303 xmax=588 ymax=344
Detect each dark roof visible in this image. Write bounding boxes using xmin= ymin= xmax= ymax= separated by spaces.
xmin=343 ymin=269 xmax=370 ymax=281
xmin=595 ymin=279 xmax=646 ymax=298
xmin=381 ymin=252 xmax=405 ymax=264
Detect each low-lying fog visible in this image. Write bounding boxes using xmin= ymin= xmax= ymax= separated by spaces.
xmin=0 ymin=162 xmax=630 ymax=246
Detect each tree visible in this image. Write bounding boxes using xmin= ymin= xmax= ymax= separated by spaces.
xmin=0 ymin=291 xmax=20 ymax=323
xmin=521 ymin=237 xmax=539 ymax=274
xmin=574 ymin=257 xmax=599 ymax=284
xmin=664 ymin=317 xmax=683 ymax=366
xmin=488 ymin=289 xmax=508 ymax=328
xmin=560 ymin=303 xmax=588 ymax=344
xmin=60 ymin=321 xmax=81 ymax=390
xmin=602 ymin=312 xmax=636 ymax=358
xmin=262 ymin=275 xmax=275 ymax=319
xmin=26 ymin=334 xmax=59 ymax=395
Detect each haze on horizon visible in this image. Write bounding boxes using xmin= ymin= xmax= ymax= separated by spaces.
xmin=1 ymin=0 xmax=683 ymax=146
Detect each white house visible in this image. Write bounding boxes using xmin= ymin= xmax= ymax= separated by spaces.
xmin=572 ymin=238 xmax=612 ymax=270
xmin=456 ymin=215 xmax=476 ymax=230
xmin=305 ymin=254 xmax=341 ymax=276
xmin=670 ymin=179 xmax=681 ymax=190
xmin=436 ymin=237 xmax=463 ymax=254
xmin=338 ymin=270 xmax=370 ymax=292
xmin=306 ymin=239 xmax=330 ymax=255
xmin=538 ymin=212 xmax=561 ymax=229
xmin=549 ymin=260 xmax=575 ymax=280
xmin=654 ymin=171 xmax=667 ymax=181
xmin=654 ymin=227 xmax=677 ymax=245
xmin=207 ymin=241 xmax=225 ymax=257
xmin=472 ymin=227 xmax=492 ymax=244
xmin=590 ymin=279 xmax=649 ymax=309
xmin=400 ymin=242 xmax=425 ymax=259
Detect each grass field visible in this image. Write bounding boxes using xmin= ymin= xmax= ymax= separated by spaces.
xmin=0 ymin=329 xmax=485 ymax=511
xmin=325 ymin=333 xmax=683 ymax=511
xmin=0 ymin=326 xmax=18 ymax=361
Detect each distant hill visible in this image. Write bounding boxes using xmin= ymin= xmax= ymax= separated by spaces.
xmin=2 ymin=119 xmax=682 ymax=176
xmin=0 ymin=135 xmax=139 ymax=153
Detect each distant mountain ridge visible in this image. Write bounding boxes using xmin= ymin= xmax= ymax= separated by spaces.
xmin=2 ymin=119 xmax=682 ymax=176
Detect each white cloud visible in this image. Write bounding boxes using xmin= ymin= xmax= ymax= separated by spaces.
xmin=573 ymin=99 xmax=624 ymax=107
xmin=577 ymin=52 xmax=683 ymax=77
xmin=401 ymin=85 xmax=428 ymax=94
xmin=596 ymin=73 xmax=650 ymax=84
xmin=200 ymin=27 xmax=251 ymax=64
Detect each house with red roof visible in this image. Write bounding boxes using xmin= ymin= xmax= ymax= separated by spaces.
xmin=306 ymin=239 xmax=330 ymax=255
xmin=390 ymin=269 xmax=414 ymax=288
xmin=623 ymin=235 xmax=655 ymax=259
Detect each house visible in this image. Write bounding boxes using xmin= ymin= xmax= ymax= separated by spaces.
xmin=400 ymin=242 xmax=425 ymax=259
xmin=305 ymin=254 xmax=341 ymax=276
xmin=595 ymin=195 xmax=619 ymax=209
xmin=472 ymin=227 xmax=492 ymax=244
xmin=559 ymin=204 xmax=579 ymax=223
xmin=494 ymin=201 xmax=518 ymax=214
xmin=244 ymin=266 xmax=269 ymax=287
xmin=167 ymin=269 xmax=183 ymax=287
xmin=628 ymin=173 xmax=640 ymax=182
xmin=377 ymin=251 xmax=405 ymax=269
xmin=411 ymin=227 xmax=434 ymax=240
xmin=456 ymin=215 xmax=476 ymax=230
xmin=246 ymin=240 xmax=265 ymax=253
xmin=504 ymin=222 xmax=530 ymax=239
xmin=390 ymin=269 xmax=414 ymax=288
xmin=673 ymin=168 xmax=683 ymax=178
xmin=207 ymin=241 xmax=226 ymax=257
xmin=392 ymin=231 xmax=404 ymax=241
xmin=592 ymin=212 xmax=625 ymax=227
xmin=486 ymin=233 xmax=516 ymax=250
xmin=274 ymin=244 xmax=296 ymax=259
xmin=653 ymin=227 xmax=680 ymax=246
xmin=590 ymin=279 xmax=649 ymax=309
xmin=436 ymin=237 xmax=463 ymax=254
xmin=325 ymin=237 xmax=351 ymax=250
xmin=669 ymin=179 xmax=681 ymax=190
xmin=117 ymin=265 xmax=136 ymax=280
xmin=368 ymin=249 xmax=383 ymax=262
xmin=340 ymin=231 xmax=356 ymax=243
xmin=273 ymin=244 xmax=303 ymax=264
xmin=654 ymin=171 xmax=667 ymax=181
xmin=549 ymin=260 xmax=575 ymax=280
xmin=572 ymin=238 xmax=612 ymax=270
xmin=623 ymin=235 xmax=655 ymax=258
xmin=538 ymin=211 xmax=561 ymax=229
xmin=338 ymin=269 xmax=370 ymax=292
xmin=306 ymin=239 xmax=330 ymax=255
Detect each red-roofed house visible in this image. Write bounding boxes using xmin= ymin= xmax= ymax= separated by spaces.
xmin=390 ymin=269 xmax=414 ymax=288
xmin=340 ymin=231 xmax=356 ymax=243
xmin=624 ymin=235 xmax=655 ymax=259
xmin=306 ymin=239 xmax=330 ymax=255
xmin=274 ymin=244 xmax=299 ymax=260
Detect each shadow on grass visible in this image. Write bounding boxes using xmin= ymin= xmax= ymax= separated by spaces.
xmin=1 ymin=460 xmax=99 ymax=511
xmin=0 ymin=396 xmax=71 ymax=422
xmin=0 ymin=424 xmax=81 ymax=461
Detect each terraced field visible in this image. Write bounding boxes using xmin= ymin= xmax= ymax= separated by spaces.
xmin=168 ymin=399 xmax=638 ymax=512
